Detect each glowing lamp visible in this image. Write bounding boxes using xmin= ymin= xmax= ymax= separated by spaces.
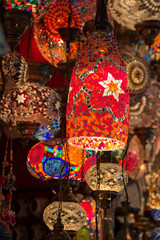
xmin=0 ymin=82 xmax=61 ymax=131
xmin=151 ymin=228 xmax=160 ymax=240
xmin=2 ymin=50 xmax=28 ymax=94
xmin=43 ymin=201 xmax=86 ymax=232
xmin=76 ymin=156 xmax=96 ymax=179
xmin=86 ymin=163 xmax=128 ymax=192
xmin=151 ymin=209 xmax=160 ymax=221
xmin=66 ymin=31 xmax=129 ymax=151
xmin=34 ymin=120 xmax=60 ymax=141
xmin=26 ymin=139 xmax=94 ymax=180
xmin=5 ymin=0 xmax=53 ymax=19
xmin=118 ymin=150 xmax=140 ymax=174
xmin=80 ymin=201 xmax=93 ymax=221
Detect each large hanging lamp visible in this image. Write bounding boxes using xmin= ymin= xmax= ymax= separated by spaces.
xmin=66 ymin=0 xmax=129 ymax=151
xmin=26 ymin=139 xmax=94 ymax=180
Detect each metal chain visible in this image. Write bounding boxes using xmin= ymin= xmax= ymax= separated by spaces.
xmin=96 ymin=151 xmax=101 ymax=240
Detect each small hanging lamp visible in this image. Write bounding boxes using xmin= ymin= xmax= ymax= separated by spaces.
xmin=66 ymin=0 xmax=129 ymax=151
xmin=43 ymin=183 xmax=86 ymax=233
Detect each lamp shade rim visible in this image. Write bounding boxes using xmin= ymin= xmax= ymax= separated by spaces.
xmin=67 ymin=136 xmax=126 ymax=151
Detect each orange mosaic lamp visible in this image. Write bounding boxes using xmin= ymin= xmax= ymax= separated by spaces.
xmin=66 ymin=0 xmax=129 ymax=151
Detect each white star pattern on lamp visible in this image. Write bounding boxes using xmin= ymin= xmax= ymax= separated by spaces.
xmin=99 ymin=72 xmax=124 ymax=102
xmin=55 ymin=101 xmax=61 ymax=110
xmin=16 ymin=94 xmax=26 ymax=104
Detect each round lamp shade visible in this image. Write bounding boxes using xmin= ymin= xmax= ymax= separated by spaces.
xmin=0 ymin=82 xmax=61 ymax=127
xmin=66 ymin=31 xmax=129 ymax=151
xmin=85 ymin=163 xmax=128 ymax=192
xmin=151 ymin=209 xmax=160 ymax=221
xmin=121 ymin=46 xmax=150 ymax=97
xmin=43 ymin=201 xmax=86 ymax=231
xmin=5 ymin=0 xmax=53 ymax=19
xmin=27 ymin=139 xmax=94 ymax=180
xmin=34 ymin=119 xmax=60 ymax=141
xmin=2 ymin=50 xmax=28 ymax=94
xmin=151 ymin=228 xmax=160 ymax=240
xmin=149 ymin=169 xmax=160 ymax=209
xmin=76 ymin=226 xmax=90 ymax=240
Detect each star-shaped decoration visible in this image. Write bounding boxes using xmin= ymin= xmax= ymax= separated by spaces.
xmin=55 ymin=101 xmax=61 ymax=110
xmin=16 ymin=94 xmax=26 ymax=104
xmin=99 ymin=72 xmax=124 ymax=102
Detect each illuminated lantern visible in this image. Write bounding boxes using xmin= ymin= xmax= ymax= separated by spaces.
xmin=2 ymin=50 xmax=28 ymax=94
xmin=86 ymin=163 xmax=128 ymax=192
xmin=34 ymin=119 xmax=60 ymax=141
xmin=76 ymin=156 xmax=96 ymax=179
xmin=151 ymin=228 xmax=160 ymax=240
xmin=43 ymin=201 xmax=86 ymax=232
xmin=5 ymin=0 xmax=53 ymax=19
xmin=151 ymin=33 xmax=160 ymax=61
xmin=76 ymin=226 xmax=90 ymax=240
xmin=34 ymin=0 xmax=114 ymax=67
xmin=27 ymin=139 xmax=94 ymax=180
xmin=151 ymin=209 xmax=160 ymax=221
xmin=80 ymin=200 xmax=94 ymax=221
xmin=0 ymin=82 xmax=61 ymax=137
xmin=66 ymin=28 xmax=129 ymax=151
xmin=149 ymin=152 xmax=160 ymax=209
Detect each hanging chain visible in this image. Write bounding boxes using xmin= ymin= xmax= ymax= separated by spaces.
xmin=96 ymin=151 xmax=101 ymax=240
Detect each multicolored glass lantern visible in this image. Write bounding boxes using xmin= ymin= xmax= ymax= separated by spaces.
xmin=2 ymin=50 xmax=28 ymax=94
xmin=5 ymin=0 xmax=53 ymax=19
xmin=151 ymin=33 xmax=160 ymax=61
xmin=151 ymin=209 xmax=160 ymax=221
xmin=76 ymin=156 xmax=96 ymax=179
xmin=76 ymin=226 xmax=90 ymax=240
xmin=34 ymin=119 xmax=60 ymax=141
xmin=121 ymin=46 xmax=150 ymax=97
xmin=108 ymin=0 xmax=160 ymax=30
xmin=66 ymin=31 xmax=129 ymax=151
xmin=43 ymin=201 xmax=86 ymax=232
xmin=149 ymin=152 xmax=160 ymax=209
xmin=151 ymin=228 xmax=160 ymax=240
xmin=26 ymin=139 xmax=94 ymax=180
xmin=135 ymin=40 xmax=153 ymax=62
xmin=0 ymin=82 xmax=61 ymax=133
xmin=34 ymin=22 xmax=80 ymax=67
xmin=34 ymin=0 xmax=114 ymax=67
xmin=85 ymin=163 xmax=128 ymax=192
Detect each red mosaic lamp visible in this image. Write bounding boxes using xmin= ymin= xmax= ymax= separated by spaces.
xmin=66 ymin=0 xmax=129 ymax=151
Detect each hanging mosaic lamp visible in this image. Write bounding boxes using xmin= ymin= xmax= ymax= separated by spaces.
xmin=34 ymin=0 xmax=114 ymax=67
xmin=2 ymin=50 xmax=28 ymax=94
xmin=121 ymin=46 xmax=150 ymax=98
xmin=75 ymin=155 xmax=96 ymax=180
xmin=0 ymin=82 xmax=61 ymax=138
xmin=151 ymin=209 xmax=160 ymax=221
xmin=151 ymin=228 xmax=160 ymax=240
xmin=45 ymin=214 xmax=71 ymax=240
xmin=149 ymin=151 xmax=160 ymax=209
xmin=66 ymin=0 xmax=129 ymax=151
xmin=26 ymin=139 xmax=94 ymax=180
xmin=75 ymin=226 xmax=90 ymax=240
xmin=43 ymin=185 xmax=86 ymax=232
xmin=151 ymin=33 xmax=160 ymax=61
xmin=108 ymin=0 xmax=160 ymax=31
xmin=86 ymin=162 xmax=128 ymax=193
xmin=5 ymin=0 xmax=53 ymax=20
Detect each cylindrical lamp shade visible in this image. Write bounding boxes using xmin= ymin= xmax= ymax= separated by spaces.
xmin=27 ymin=139 xmax=94 ymax=180
xmin=43 ymin=202 xmax=86 ymax=231
xmin=0 ymin=82 xmax=61 ymax=126
xmin=2 ymin=50 xmax=28 ymax=94
xmin=85 ymin=163 xmax=128 ymax=192
xmin=151 ymin=228 xmax=160 ymax=240
xmin=151 ymin=209 xmax=160 ymax=221
xmin=66 ymin=31 xmax=129 ymax=151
